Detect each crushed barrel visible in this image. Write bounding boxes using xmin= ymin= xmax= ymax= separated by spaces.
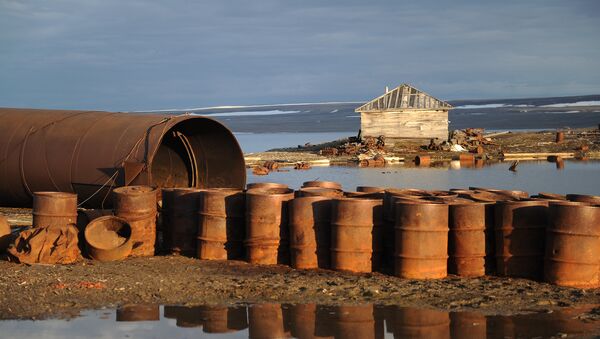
xmin=245 ymin=188 xmax=294 ymax=265
xmin=289 ymin=196 xmax=332 ymax=269
xmin=32 ymin=192 xmax=77 ymax=228
xmin=197 ymin=188 xmax=245 ymax=260
xmin=544 ymin=202 xmax=600 ymax=288
xmin=162 ymin=188 xmax=202 ymax=256
xmin=112 ymin=185 xmax=157 ymax=257
xmin=394 ymin=201 xmax=448 ymax=279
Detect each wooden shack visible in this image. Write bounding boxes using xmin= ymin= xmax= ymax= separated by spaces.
xmin=355 ymin=84 xmax=452 ymax=140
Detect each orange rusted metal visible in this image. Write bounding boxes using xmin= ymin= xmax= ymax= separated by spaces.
xmin=394 ymin=201 xmax=448 ymax=279
xmin=197 ymin=188 xmax=245 ymax=260
xmin=448 ymin=202 xmax=486 ymax=277
xmin=289 ymin=196 xmax=332 ymax=269
xmin=535 ymin=192 xmax=567 ymax=200
xmin=245 ymin=188 xmax=294 ymax=265
xmin=296 ymin=187 xmax=344 ymax=198
xmin=32 ymin=192 xmax=77 ymax=228
xmin=414 ymin=155 xmax=430 ymax=166
xmin=289 ymin=304 xmax=317 ymax=339
xmin=302 ymin=180 xmax=343 ymax=190
xmin=544 ymin=201 xmax=600 ymax=288
xmin=331 ymin=197 xmax=383 ymax=272
xmin=469 ymin=187 xmax=529 ymax=200
xmin=84 ymin=216 xmax=133 ymax=262
xmin=393 ymin=307 xmax=450 ymax=338
xmin=334 ymin=305 xmax=375 ymax=339
xmin=116 ymin=304 xmax=160 ymax=321
xmin=162 ymin=188 xmax=202 ymax=256
xmin=356 ymin=186 xmax=386 ymax=193
xmin=494 ymin=200 xmax=548 ymax=279
xmin=0 ymin=215 xmax=12 ymax=251
xmin=248 ymin=304 xmax=286 ymax=339
xmin=0 ymin=108 xmax=245 ymax=208
xmin=196 ymin=306 xmax=234 ymax=333
xmin=246 ymin=182 xmax=288 ymax=190
xmin=566 ymin=194 xmax=600 ymax=204
xmin=556 ymin=131 xmax=564 ymax=143
xmin=112 ymin=185 xmax=157 ymax=257
xmin=450 ymin=312 xmax=486 ymax=339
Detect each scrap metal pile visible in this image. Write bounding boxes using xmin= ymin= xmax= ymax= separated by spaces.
xmin=319 ymin=136 xmax=388 ymax=166
xmin=427 ymin=128 xmax=493 ymax=153
xmin=2 ymin=183 xmax=599 ymax=289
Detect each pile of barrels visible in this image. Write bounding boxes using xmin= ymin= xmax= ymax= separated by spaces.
xmin=25 ymin=183 xmax=600 ymax=289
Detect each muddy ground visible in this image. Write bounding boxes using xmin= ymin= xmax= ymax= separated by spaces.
xmin=1 ymin=253 xmax=599 ymax=320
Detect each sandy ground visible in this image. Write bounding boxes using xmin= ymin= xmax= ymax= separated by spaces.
xmin=0 ymin=255 xmax=599 ymax=320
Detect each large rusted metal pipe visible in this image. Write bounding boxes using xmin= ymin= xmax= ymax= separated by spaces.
xmin=112 ymin=185 xmax=157 ymax=257
xmin=197 ymin=188 xmax=245 ymax=260
xmin=494 ymin=200 xmax=548 ymax=280
xmin=331 ymin=197 xmax=383 ymax=273
xmin=394 ymin=201 xmax=448 ymax=279
xmin=0 ymin=108 xmax=246 ymax=208
xmin=289 ymin=196 xmax=332 ymax=269
xmin=544 ymin=201 xmax=600 ymax=288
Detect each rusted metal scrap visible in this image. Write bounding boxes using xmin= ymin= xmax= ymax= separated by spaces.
xmin=0 ymin=108 xmax=246 ymax=208
xmin=319 ymin=135 xmax=385 ymax=157
xmin=294 ymin=162 xmax=311 ymax=170
xmin=8 ymin=224 xmax=81 ymax=264
xmin=252 ymin=166 xmax=270 ymax=176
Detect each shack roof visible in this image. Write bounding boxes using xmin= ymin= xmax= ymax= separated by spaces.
xmin=355 ymin=84 xmax=452 ymax=113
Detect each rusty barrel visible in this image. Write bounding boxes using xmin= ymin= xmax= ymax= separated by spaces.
xmin=334 ymin=305 xmax=375 ymax=339
xmin=535 ymin=192 xmax=567 ymax=201
xmin=356 ymin=186 xmax=386 ymax=193
xmin=556 ymin=131 xmax=564 ymax=143
xmin=162 ymin=188 xmax=202 ymax=256
xmin=197 ymin=188 xmax=245 ymax=260
xmin=450 ymin=312 xmax=486 ymax=339
xmin=116 ymin=304 xmax=160 ymax=321
xmin=32 ymin=192 xmax=78 ymax=228
xmin=415 ymin=155 xmax=430 ymax=166
xmin=84 ymin=216 xmax=133 ymax=262
xmin=302 ymin=180 xmax=342 ymax=190
xmin=394 ymin=201 xmax=448 ymax=279
xmin=448 ymin=202 xmax=486 ymax=277
xmin=494 ymin=200 xmax=548 ymax=279
xmin=296 ymin=187 xmax=343 ymax=198
xmin=331 ymin=197 xmax=383 ymax=272
xmin=245 ymin=187 xmax=294 ymax=265
xmin=393 ymin=307 xmax=450 ymax=339
xmin=289 ymin=304 xmax=317 ymax=339
xmin=289 ymin=196 xmax=332 ymax=269
xmin=544 ymin=202 xmax=600 ymax=288
xmin=248 ymin=304 xmax=286 ymax=339
xmin=566 ymin=194 xmax=600 ymax=204
xmin=247 ymin=182 xmax=288 ymax=190
xmin=196 ymin=306 xmax=239 ymax=333
xmin=112 ymin=186 xmax=157 ymax=257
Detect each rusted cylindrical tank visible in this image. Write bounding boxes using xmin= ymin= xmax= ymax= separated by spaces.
xmin=289 ymin=196 xmax=332 ymax=269
xmin=246 ymin=182 xmax=288 ymax=190
xmin=296 ymin=187 xmax=343 ymax=198
xmin=289 ymin=304 xmax=317 ymax=339
xmin=84 ymin=216 xmax=133 ymax=262
xmin=0 ymin=108 xmax=246 ymax=208
xmin=112 ymin=186 xmax=157 ymax=257
xmin=331 ymin=197 xmax=383 ymax=272
xmin=448 ymin=203 xmax=486 ymax=277
xmin=356 ymin=186 xmax=386 ymax=193
xmin=556 ymin=131 xmax=564 ymax=143
xmin=248 ymin=304 xmax=286 ymax=339
xmin=334 ymin=305 xmax=375 ymax=339
xmin=469 ymin=187 xmax=529 ymax=200
xmin=544 ymin=202 xmax=600 ymax=288
xmin=450 ymin=312 xmax=486 ymax=339
xmin=393 ymin=307 xmax=450 ymax=339
xmin=394 ymin=201 xmax=448 ymax=279
xmin=415 ymin=155 xmax=430 ymax=166
xmin=162 ymin=188 xmax=202 ymax=256
xmin=116 ymin=304 xmax=160 ymax=322
xmin=196 ymin=306 xmax=236 ymax=333
xmin=535 ymin=192 xmax=567 ymax=201
xmin=302 ymin=180 xmax=342 ymax=191
xmin=495 ymin=200 xmax=548 ymax=279
xmin=245 ymin=188 xmax=294 ymax=265
xmin=566 ymin=194 xmax=600 ymax=204
xmin=197 ymin=188 xmax=245 ymax=260
xmin=32 ymin=192 xmax=78 ymax=228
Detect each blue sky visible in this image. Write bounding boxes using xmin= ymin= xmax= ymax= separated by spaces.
xmin=1 ymin=0 xmax=599 ymax=111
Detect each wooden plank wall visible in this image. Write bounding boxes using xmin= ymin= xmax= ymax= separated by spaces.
xmin=361 ymin=110 xmax=449 ymax=139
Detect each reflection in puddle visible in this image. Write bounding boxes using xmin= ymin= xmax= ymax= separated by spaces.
xmin=3 ymin=303 xmax=600 ymax=338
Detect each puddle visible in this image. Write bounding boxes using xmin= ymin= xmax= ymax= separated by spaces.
xmin=3 ymin=304 xmax=599 ymax=338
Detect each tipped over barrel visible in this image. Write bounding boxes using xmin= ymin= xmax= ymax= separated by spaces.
xmin=0 ymin=108 xmax=246 ymax=208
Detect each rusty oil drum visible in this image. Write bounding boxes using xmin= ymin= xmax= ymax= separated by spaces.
xmin=245 ymin=187 xmax=294 ymax=265
xmin=448 ymin=202 xmax=486 ymax=277
xmin=116 ymin=304 xmax=160 ymax=321
xmin=84 ymin=216 xmax=133 ymax=262
xmin=246 ymin=182 xmax=288 ymax=190
xmin=566 ymin=194 xmax=600 ymax=204
xmin=295 ymin=187 xmax=343 ymax=198
xmin=112 ymin=186 xmax=157 ymax=257
xmin=356 ymin=186 xmax=386 ymax=193
xmin=544 ymin=202 xmax=600 ymax=288
xmin=197 ymin=188 xmax=245 ymax=260
xmin=494 ymin=200 xmax=548 ymax=279
xmin=162 ymin=188 xmax=203 ymax=256
xmin=330 ymin=197 xmax=383 ymax=273
xmin=289 ymin=196 xmax=332 ymax=269
xmin=394 ymin=201 xmax=448 ymax=279
xmin=289 ymin=304 xmax=318 ymax=339
xmin=393 ymin=307 xmax=450 ymax=339
xmin=248 ymin=304 xmax=286 ymax=339
xmin=32 ymin=192 xmax=78 ymax=228
xmin=334 ymin=305 xmax=375 ymax=339
xmin=302 ymin=180 xmax=342 ymax=190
